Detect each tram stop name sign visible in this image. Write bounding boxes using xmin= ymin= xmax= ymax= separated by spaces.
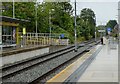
xmin=107 ymin=27 xmax=112 ymax=32
xmin=107 ymin=27 xmax=111 ymax=34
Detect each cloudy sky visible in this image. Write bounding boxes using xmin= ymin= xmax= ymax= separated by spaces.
xmin=72 ymin=2 xmax=118 ymax=26
xmin=38 ymin=0 xmax=120 ymax=26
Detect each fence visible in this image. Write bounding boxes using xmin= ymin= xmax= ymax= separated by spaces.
xmin=18 ymin=32 xmax=69 ymax=47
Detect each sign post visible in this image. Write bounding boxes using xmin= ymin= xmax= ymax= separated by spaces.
xmin=23 ymin=28 xmax=26 ymax=47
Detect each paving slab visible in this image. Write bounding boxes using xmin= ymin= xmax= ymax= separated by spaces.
xmin=78 ymin=39 xmax=118 ymax=82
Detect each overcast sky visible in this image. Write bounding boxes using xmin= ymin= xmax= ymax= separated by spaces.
xmin=72 ymin=2 xmax=118 ymax=26
xmin=38 ymin=0 xmax=120 ymax=26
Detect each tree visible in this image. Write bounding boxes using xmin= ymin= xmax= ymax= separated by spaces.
xmin=106 ymin=20 xmax=117 ymax=31
xmin=2 ymin=2 xmax=13 ymax=17
xmin=2 ymin=2 xmax=36 ymax=32
xmin=2 ymin=2 xmax=97 ymax=43
xmin=80 ymin=8 xmax=96 ymax=40
xmin=37 ymin=2 xmax=74 ymax=42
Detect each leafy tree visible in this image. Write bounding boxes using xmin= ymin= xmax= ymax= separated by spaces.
xmin=37 ymin=2 xmax=74 ymax=42
xmin=2 ymin=2 xmax=13 ymax=17
xmin=80 ymin=8 xmax=96 ymax=40
xmin=2 ymin=2 xmax=97 ymax=43
xmin=106 ymin=20 xmax=118 ymax=36
xmin=106 ymin=20 xmax=117 ymax=31
xmin=2 ymin=2 xmax=36 ymax=32
xmin=97 ymin=25 xmax=106 ymax=37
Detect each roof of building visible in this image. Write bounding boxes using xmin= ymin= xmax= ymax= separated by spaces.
xmin=0 ymin=16 xmax=30 ymax=23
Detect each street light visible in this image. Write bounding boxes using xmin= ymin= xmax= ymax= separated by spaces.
xmin=35 ymin=1 xmax=38 ymax=36
xmin=49 ymin=9 xmax=54 ymax=45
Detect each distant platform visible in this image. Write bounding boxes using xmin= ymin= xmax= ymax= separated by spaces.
xmin=1 ymin=45 xmax=49 ymax=56
xmin=0 ymin=46 xmax=49 ymax=67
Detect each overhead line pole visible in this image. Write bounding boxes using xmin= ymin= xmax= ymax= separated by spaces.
xmin=74 ymin=0 xmax=77 ymax=52
xmin=49 ymin=10 xmax=51 ymax=45
xmin=95 ymin=16 xmax=96 ymax=42
xmin=36 ymin=1 xmax=38 ymax=35
xmin=35 ymin=1 xmax=38 ymax=46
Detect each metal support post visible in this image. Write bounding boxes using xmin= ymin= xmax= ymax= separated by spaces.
xmin=74 ymin=0 xmax=77 ymax=52
xmin=0 ymin=26 xmax=2 ymax=54
xmin=95 ymin=17 xmax=96 ymax=42
xmin=49 ymin=10 xmax=52 ymax=45
xmin=35 ymin=1 xmax=38 ymax=46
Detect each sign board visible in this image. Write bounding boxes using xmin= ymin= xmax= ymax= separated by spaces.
xmin=0 ymin=26 xmax=2 ymax=44
xmin=107 ymin=27 xmax=111 ymax=32
xmin=60 ymin=34 xmax=64 ymax=38
xmin=23 ymin=28 xmax=26 ymax=35
xmin=98 ymin=30 xmax=105 ymax=32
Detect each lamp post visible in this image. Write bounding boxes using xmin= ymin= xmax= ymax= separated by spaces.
xmin=49 ymin=10 xmax=51 ymax=45
xmin=35 ymin=1 xmax=38 ymax=35
xmin=35 ymin=1 xmax=38 ymax=46
xmin=74 ymin=0 xmax=77 ymax=52
xmin=49 ymin=9 xmax=54 ymax=45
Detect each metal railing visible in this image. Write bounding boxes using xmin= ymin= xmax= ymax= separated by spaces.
xmin=18 ymin=32 xmax=69 ymax=47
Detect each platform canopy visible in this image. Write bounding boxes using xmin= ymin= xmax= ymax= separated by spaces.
xmin=0 ymin=16 xmax=29 ymax=23
xmin=0 ymin=16 xmax=30 ymax=46
xmin=0 ymin=16 xmax=29 ymax=26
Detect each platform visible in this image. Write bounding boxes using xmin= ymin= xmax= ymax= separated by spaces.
xmin=0 ymin=46 xmax=49 ymax=67
xmin=78 ymin=39 xmax=118 ymax=82
xmin=47 ymin=38 xmax=118 ymax=83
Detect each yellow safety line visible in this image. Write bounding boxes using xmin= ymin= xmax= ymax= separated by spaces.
xmin=47 ymin=52 xmax=91 ymax=83
xmin=47 ymin=45 xmax=101 ymax=83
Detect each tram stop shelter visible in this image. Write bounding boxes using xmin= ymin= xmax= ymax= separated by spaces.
xmin=0 ymin=16 xmax=29 ymax=47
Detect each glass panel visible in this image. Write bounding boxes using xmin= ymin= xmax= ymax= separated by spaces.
xmin=2 ymin=26 xmax=16 ymax=45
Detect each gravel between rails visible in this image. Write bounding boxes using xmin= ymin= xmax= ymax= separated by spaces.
xmin=37 ymin=50 xmax=87 ymax=83
xmin=2 ymin=47 xmax=74 ymax=78
xmin=2 ymin=46 xmax=89 ymax=83
xmin=2 ymin=40 xmax=92 ymax=78
xmin=31 ymin=42 xmax=99 ymax=84
xmin=2 ymin=39 xmax=100 ymax=83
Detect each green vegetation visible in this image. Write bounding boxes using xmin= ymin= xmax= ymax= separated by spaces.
xmin=96 ymin=20 xmax=118 ymax=38
xmin=106 ymin=20 xmax=117 ymax=32
xmin=106 ymin=20 xmax=118 ymax=37
xmin=2 ymin=2 xmax=96 ymax=43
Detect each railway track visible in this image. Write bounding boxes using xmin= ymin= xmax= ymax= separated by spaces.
xmin=2 ymin=39 xmax=100 ymax=83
